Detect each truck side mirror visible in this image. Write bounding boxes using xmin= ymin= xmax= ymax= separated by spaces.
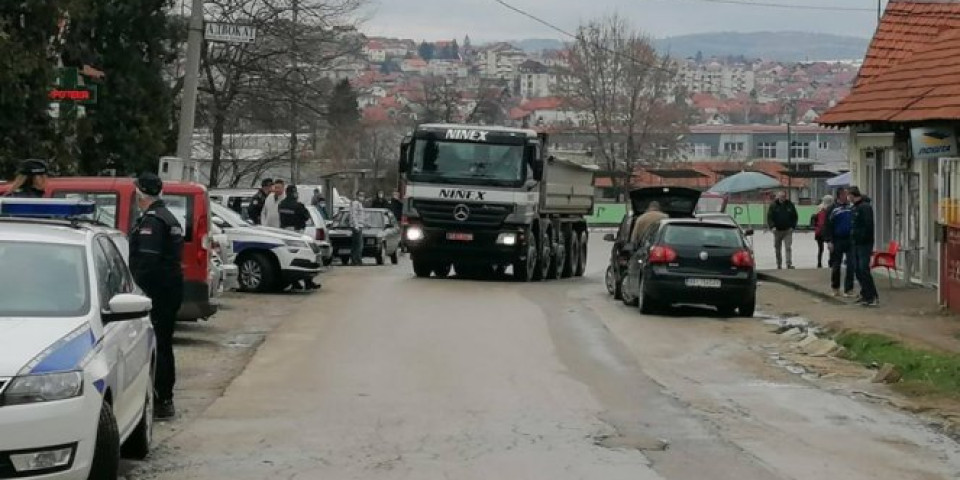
xmin=399 ymin=139 xmax=411 ymax=173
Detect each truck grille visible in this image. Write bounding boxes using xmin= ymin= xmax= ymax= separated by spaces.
xmin=413 ymin=200 xmax=514 ymax=229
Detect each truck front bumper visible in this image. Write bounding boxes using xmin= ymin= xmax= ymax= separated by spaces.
xmin=404 ymin=225 xmax=527 ymax=264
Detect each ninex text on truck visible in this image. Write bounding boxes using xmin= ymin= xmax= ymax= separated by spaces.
xmin=398 ymin=123 xmax=597 ymax=281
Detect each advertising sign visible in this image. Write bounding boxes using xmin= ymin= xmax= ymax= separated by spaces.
xmin=911 ymin=126 xmax=958 ymax=160
xmin=204 ymin=22 xmax=256 ymax=44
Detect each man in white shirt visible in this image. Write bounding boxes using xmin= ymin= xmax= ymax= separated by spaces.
xmin=261 ymin=179 xmax=285 ymax=228
xmin=349 ymin=191 xmax=366 ymax=266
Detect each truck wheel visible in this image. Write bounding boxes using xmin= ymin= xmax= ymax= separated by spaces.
xmin=88 ymin=402 xmax=120 ymax=480
xmin=433 ymin=263 xmax=452 ymax=278
xmin=563 ymin=228 xmax=578 ymax=278
xmin=575 ymin=231 xmax=588 ymax=277
xmin=412 ymin=257 xmax=432 ymax=278
xmin=513 ymin=238 xmax=538 ymax=282
xmin=549 ymin=230 xmax=565 ymax=280
xmin=533 ymin=229 xmax=551 ymax=281
xmin=238 ymin=252 xmax=276 ymax=293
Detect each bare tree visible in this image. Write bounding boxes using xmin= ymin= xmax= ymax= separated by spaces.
xmin=559 ymin=15 xmax=692 ymax=201
xmin=196 ymin=0 xmax=365 ymax=187
xmin=416 ymin=76 xmax=462 ymax=124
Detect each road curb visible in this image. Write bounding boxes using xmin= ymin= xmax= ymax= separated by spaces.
xmin=757 ymin=272 xmax=847 ymax=306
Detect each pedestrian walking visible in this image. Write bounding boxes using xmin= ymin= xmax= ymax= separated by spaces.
xmin=849 ymin=186 xmax=879 ymax=306
xmin=766 ymin=191 xmax=798 ymax=269
xmin=630 ymin=201 xmax=669 ymax=244
xmin=247 ymin=178 xmax=273 ymax=225
xmin=279 ymin=185 xmax=319 ymax=290
xmin=310 ymin=187 xmax=324 ymax=208
xmin=129 ymin=172 xmax=184 ymax=419
xmin=811 ymin=195 xmax=833 ymax=268
xmin=370 ymin=190 xmax=390 ymax=209
xmin=390 ymin=191 xmax=405 ymax=252
xmin=261 ymin=179 xmax=285 ymax=228
xmin=824 ymin=189 xmax=856 ymax=297
xmin=350 ymin=191 xmax=366 ymax=266
xmin=3 ymin=159 xmax=50 ymax=198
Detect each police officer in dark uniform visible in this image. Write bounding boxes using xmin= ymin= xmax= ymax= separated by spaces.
xmin=279 ymin=185 xmax=319 ymax=290
xmin=129 ymin=172 xmax=184 ymax=419
xmin=4 ymin=159 xmax=49 ymax=198
xmin=247 ymin=178 xmax=273 ymax=225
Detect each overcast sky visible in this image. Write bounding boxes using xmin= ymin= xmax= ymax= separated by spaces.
xmin=361 ymin=0 xmax=888 ymax=41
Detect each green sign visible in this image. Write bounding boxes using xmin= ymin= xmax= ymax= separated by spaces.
xmin=586 ymin=203 xmax=627 ymax=225
xmin=49 ymin=67 xmax=98 ymax=105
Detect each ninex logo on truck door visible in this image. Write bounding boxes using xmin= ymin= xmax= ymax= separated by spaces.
xmin=439 ymin=189 xmax=486 ymax=200
xmin=445 ymin=129 xmax=489 ymax=142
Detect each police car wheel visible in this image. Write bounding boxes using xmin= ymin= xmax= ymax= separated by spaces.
xmin=88 ymin=402 xmax=120 ymax=480
xmin=238 ymin=253 xmax=276 ymax=293
xmin=121 ymin=387 xmax=152 ymax=460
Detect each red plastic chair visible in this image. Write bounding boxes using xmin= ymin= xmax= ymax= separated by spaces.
xmin=870 ymin=241 xmax=900 ymax=287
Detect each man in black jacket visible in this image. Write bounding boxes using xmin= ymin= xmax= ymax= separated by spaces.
xmin=766 ymin=191 xmax=799 ymax=269
xmin=849 ymin=186 xmax=878 ymax=306
xmin=247 ymin=178 xmax=273 ymax=225
xmin=279 ymin=185 xmax=319 ymax=290
xmin=129 ymin=172 xmax=184 ymax=419
xmin=823 ymin=189 xmax=856 ymax=297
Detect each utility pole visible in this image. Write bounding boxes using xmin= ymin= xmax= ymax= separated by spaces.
xmin=786 ymin=122 xmax=793 ymax=193
xmin=175 ymin=0 xmax=205 ymax=162
xmin=289 ymin=0 xmax=300 ymax=184
xmin=878 ymin=0 xmax=882 ymax=23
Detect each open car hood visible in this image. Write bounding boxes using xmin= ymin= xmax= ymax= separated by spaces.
xmin=630 ymin=186 xmax=701 ymax=218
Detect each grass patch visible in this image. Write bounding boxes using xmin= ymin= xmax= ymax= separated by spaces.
xmin=835 ymin=331 xmax=960 ymax=396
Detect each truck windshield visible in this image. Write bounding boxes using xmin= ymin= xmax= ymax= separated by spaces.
xmin=410 ymin=139 xmax=526 ymax=187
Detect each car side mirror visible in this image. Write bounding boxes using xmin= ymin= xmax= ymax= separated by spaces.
xmin=103 ymin=293 xmax=152 ymax=323
xmin=744 ymin=229 xmax=755 ymax=236
xmin=212 ymin=216 xmax=227 ymax=228
xmin=604 ymin=233 xmax=616 ymax=242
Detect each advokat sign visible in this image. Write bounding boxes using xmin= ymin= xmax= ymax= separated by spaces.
xmin=204 ymin=22 xmax=256 ymax=44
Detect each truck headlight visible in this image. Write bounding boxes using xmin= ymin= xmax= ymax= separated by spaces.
xmin=406 ymin=226 xmax=424 ymax=241
xmin=496 ymin=232 xmax=518 ymax=246
xmin=1 ymin=371 xmax=83 ymax=406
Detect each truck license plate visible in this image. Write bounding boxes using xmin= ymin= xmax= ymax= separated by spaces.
xmin=446 ymin=232 xmax=473 ymax=241
xmin=685 ymin=278 xmax=721 ymax=288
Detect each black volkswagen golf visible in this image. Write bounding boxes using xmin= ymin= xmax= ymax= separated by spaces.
xmin=621 ymin=217 xmax=757 ymax=317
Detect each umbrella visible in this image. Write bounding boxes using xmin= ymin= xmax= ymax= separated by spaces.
xmin=827 ymin=171 xmax=851 ymax=188
xmin=708 ymin=171 xmax=781 ymax=194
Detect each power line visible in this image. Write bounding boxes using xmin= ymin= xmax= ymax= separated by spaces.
xmin=681 ymin=0 xmax=874 ymax=12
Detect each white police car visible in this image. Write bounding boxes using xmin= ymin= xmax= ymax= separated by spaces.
xmin=209 ymin=203 xmax=321 ymax=292
xmin=0 ymin=199 xmax=156 ymax=479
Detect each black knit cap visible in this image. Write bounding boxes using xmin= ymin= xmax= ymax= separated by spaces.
xmin=135 ymin=172 xmax=164 ymax=196
xmin=18 ymin=159 xmax=48 ymax=176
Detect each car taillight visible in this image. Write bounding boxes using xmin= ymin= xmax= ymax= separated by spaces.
xmin=649 ymin=246 xmax=677 ymax=264
xmin=196 ymin=214 xmax=209 ymax=268
xmin=732 ymin=249 xmax=755 ymax=268
xmin=315 ymin=229 xmax=326 ymax=241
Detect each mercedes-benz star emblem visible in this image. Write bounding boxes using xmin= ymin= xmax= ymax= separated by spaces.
xmin=453 ymin=204 xmax=470 ymax=222
xmin=699 ymin=251 xmax=709 ymax=261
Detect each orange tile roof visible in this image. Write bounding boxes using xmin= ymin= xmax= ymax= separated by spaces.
xmin=820 ymin=26 xmax=960 ymax=124
xmin=855 ymin=0 xmax=960 ymax=88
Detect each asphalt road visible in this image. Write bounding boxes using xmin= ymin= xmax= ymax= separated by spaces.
xmin=132 ymin=236 xmax=960 ymax=480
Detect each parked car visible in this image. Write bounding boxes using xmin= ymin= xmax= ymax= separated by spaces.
xmin=327 ymin=208 xmax=402 ymax=265
xmin=304 ymin=205 xmax=333 ymax=266
xmin=604 ymin=186 xmax=702 ymax=300
xmin=0 ymin=199 xmax=156 ymax=479
xmin=0 ymin=177 xmax=217 ymax=321
xmin=209 ymin=203 xmax=321 ymax=292
xmin=209 ymin=188 xmax=257 ymax=219
xmin=210 ymin=223 xmax=239 ymax=292
xmin=621 ymin=217 xmax=757 ymax=317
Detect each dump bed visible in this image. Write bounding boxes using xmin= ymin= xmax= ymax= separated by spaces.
xmin=540 ymin=155 xmax=598 ymax=216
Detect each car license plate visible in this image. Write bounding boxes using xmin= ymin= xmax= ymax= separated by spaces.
xmin=338 ymin=248 xmax=351 ymax=255
xmin=685 ymin=278 xmax=721 ymax=288
xmin=446 ymin=232 xmax=473 ymax=241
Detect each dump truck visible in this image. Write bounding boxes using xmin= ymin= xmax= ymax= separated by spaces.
xmin=398 ymin=123 xmax=597 ymax=281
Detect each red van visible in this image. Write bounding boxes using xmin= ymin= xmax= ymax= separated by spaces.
xmin=0 ymin=177 xmax=215 ymax=321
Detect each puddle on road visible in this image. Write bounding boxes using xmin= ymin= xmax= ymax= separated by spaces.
xmin=222 ymin=332 xmax=267 ymax=349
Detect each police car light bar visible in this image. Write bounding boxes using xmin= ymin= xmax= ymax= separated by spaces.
xmin=0 ymin=198 xmax=96 ymax=218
